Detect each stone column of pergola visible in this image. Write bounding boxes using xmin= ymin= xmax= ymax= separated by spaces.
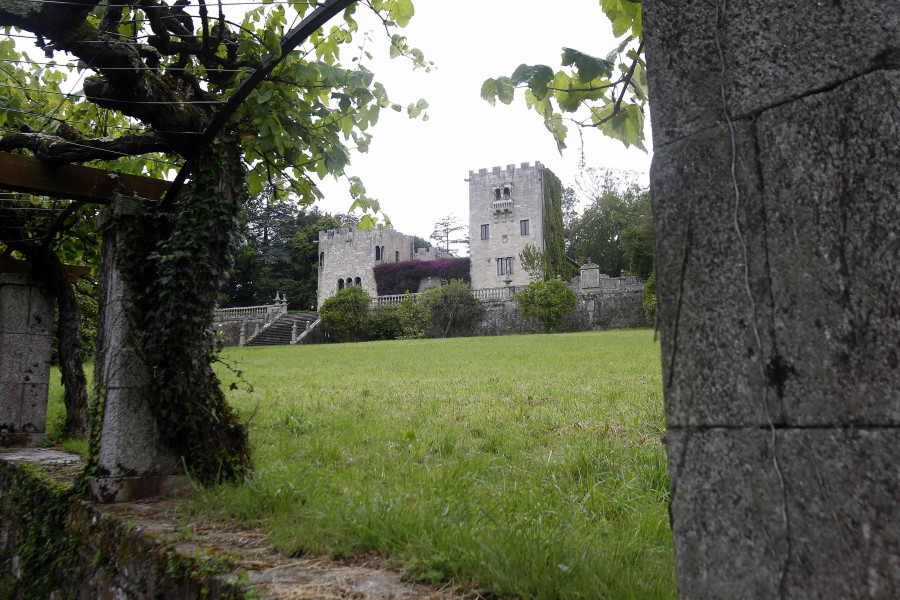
xmin=0 ymin=271 xmax=53 ymax=446
xmin=88 ymin=198 xmax=190 ymax=502
xmin=643 ymin=1 xmax=900 ymax=596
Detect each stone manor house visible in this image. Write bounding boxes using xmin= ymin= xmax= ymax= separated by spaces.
xmin=317 ymin=161 xmax=562 ymax=307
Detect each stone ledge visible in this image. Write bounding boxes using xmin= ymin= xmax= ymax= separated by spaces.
xmin=0 ymin=448 xmax=464 ymax=599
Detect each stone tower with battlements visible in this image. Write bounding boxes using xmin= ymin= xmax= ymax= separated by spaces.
xmin=317 ymin=227 xmax=447 ymax=308
xmin=468 ymin=162 xmax=561 ymax=290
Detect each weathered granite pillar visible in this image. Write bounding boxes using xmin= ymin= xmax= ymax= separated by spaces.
xmin=88 ymin=199 xmax=190 ymax=502
xmin=643 ymin=1 xmax=900 ymax=596
xmin=580 ymin=262 xmax=600 ymax=289
xmin=0 ymin=270 xmax=53 ymax=446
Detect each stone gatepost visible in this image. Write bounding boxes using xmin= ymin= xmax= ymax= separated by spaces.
xmin=0 ymin=269 xmax=53 ymax=446
xmin=579 ymin=263 xmax=600 ymax=289
xmin=643 ymin=1 xmax=900 ymax=596
xmin=88 ymin=198 xmax=190 ymax=502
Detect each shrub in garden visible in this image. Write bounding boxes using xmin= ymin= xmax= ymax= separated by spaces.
xmin=319 ymin=286 xmax=371 ymax=341
xmin=422 ymin=279 xmax=484 ymax=338
xmin=642 ymin=271 xmax=657 ymax=321
xmin=369 ymin=303 xmax=402 ymax=340
xmin=514 ymin=279 xmax=577 ymax=332
xmin=397 ymin=293 xmax=431 ymax=339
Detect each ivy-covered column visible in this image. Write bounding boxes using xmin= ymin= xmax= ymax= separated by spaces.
xmin=87 ymin=198 xmax=190 ymax=502
xmin=643 ymin=1 xmax=900 ymax=596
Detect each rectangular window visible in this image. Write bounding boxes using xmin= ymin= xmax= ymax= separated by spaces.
xmin=520 ymin=219 xmax=529 ymax=236
xmin=481 ymin=224 xmax=489 ymax=240
xmin=497 ymin=257 xmax=514 ymax=275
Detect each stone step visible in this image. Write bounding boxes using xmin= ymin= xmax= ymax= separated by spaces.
xmin=247 ymin=313 xmax=317 ymax=346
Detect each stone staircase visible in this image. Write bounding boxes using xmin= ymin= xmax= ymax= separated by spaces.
xmin=247 ymin=313 xmax=318 ymax=346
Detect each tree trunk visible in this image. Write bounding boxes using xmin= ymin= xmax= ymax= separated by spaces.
xmin=34 ymin=252 xmax=90 ymax=439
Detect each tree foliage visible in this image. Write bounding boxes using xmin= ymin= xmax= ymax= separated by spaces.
xmin=319 ymin=284 xmax=372 ymax=341
xmin=514 ymin=279 xmax=577 ymax=332
xmin=396 ymin=292 xmax=430 ymax=339
xmin=568 ymin=168 xmax=653 ymax=279
xmin=481 ymin=0 xmax=646 ymax=152
xmin=429 ymin=213 xmax=468 ymax=256
xmin=422 ymin=279 xmax=484 ymax=338
xmin=519 ymin=243 xmax=551 ymax=282
xmin=222 ymin=192 xmax=357 ymax=310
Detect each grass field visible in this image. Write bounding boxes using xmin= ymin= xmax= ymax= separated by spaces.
xmin=205 ymin=329 xmax=674 ymax=599
xmin=47 ymin=329 xmax=674 ymax=598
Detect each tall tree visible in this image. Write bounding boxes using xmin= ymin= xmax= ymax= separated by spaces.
xmin=568 ymin=167 xmax=653 ymax=278
xmin=429 ymin=213 xmax=468 ymax=255
xmin=0 ymin=0 xmax=427 ymax=479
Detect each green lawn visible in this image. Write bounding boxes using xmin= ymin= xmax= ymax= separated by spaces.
xmin=202 ymin=329 xmax=674 ymax=599
xmin=46 ymin=330 xmax=673 ymax=597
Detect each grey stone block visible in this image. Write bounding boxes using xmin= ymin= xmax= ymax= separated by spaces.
xmin=27 ymin=284 xmax=53 ymax=336
xmin=0 ymin=382 xmax=22 ymax=433
xmin=102 ymin=346 xmax=149 ymax=389
xmin=758 ymin=71 xmax=900 ymax=426
xmin=19 ymin=383 xmax=47 ymax=434
xmin=0 ymin=277 xmax=31 ymax=334
xmin=651 ymin=121 xmax=778 ymax=427
xmin=668 ymin=427 xmax=900 ymax=599
xmin=643 ymin=0 xmax=900 ymax=146
xmin=95 ymin=387 xmax=181 ymax=479
xmin=0 ymin=333 xmax=52 ymax=384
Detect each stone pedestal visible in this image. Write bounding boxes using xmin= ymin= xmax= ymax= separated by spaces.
xmin=0 ymin=272 xmax=53 ymax=446
xmin=644 ymin=1 xmax=900 ymax=596
xmin=88 ymin=199 xmax=190 ymax=502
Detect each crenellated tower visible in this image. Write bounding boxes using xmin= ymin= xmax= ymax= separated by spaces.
xmin=468 ymin=162 xmax=563 ymax=289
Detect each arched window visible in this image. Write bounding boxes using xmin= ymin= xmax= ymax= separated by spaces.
xmin=354 ymin=277 xmax=362 ymax=286
xmin=319 ymin=252 xmax=325 ymax=267
xmin=346 ymin=278 xmax=353 ymax=287
xmin=338 ymin=279 xmax=344 ymax=291
xmin=494 ymin=188 xmax=501 ymax=200
xmin=503 ymin=186 xmax=511 ymax=197
xmin=375 ymin=246 xmax=381 ymax=260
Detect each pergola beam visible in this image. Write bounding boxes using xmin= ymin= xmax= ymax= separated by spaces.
xmin=0 ymin=152 xmax=181 ymax=203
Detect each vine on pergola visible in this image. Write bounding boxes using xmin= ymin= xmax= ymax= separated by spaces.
xmin=0 ymin=0 xmax=428 ymax=480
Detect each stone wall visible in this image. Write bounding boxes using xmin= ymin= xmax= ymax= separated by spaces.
xmin=0 ymin=273 xmax=53 ymax=446
xmin=476 ymin=290 xmax=649 ymax=336
xmin=643 ymin=0 xmax=900 ymax=596
xmin=213 ymin=317 xmax=267 ymax=346
xmin=0 ymin=449 xmax=246 ymax=600
xmin=468 ymin=162 xmax=547 ymax=290
xmin=317 ymin=227 xmax=450 ymax=308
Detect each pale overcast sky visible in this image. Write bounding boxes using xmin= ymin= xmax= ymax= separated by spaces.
xmin=312 ymin=0 xmax=652 ymax=241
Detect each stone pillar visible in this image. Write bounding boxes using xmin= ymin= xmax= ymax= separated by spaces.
xmin=238 ymin=322 xmax=246 ymax=347
xmin=579 ymin=263 xmax=600 ymax=289
xmin=291 ymin=321 xmax=298 ymax=344
xmin=0 ymin=271 xmax=53 ymax=446
xmin=643 ymin=1 xmax=900 ymax=596
xmin=88 ymin=199 xmax=190 ymax=502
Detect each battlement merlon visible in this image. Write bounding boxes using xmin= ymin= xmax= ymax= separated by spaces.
xmin=468 ymin=161 xmax=544 ymax=178
xmin=318 ymin=226 xmax=415 ymax=245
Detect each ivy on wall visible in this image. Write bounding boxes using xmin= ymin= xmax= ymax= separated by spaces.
xmin=373 ymin=258 xmax=470 ymax=296
xmin=542 ymin=169 xmax=578 ymax=281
